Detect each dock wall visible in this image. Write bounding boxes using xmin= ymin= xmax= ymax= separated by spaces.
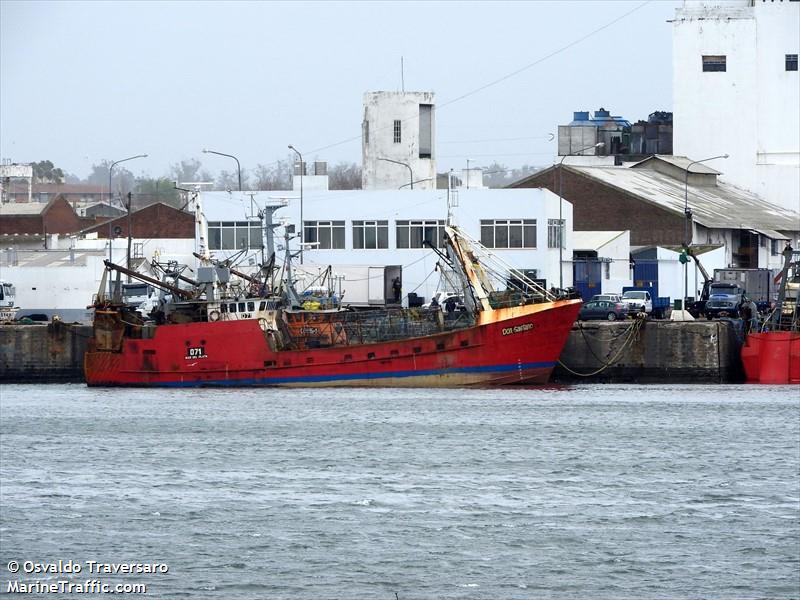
xmin=553 ymin=320 xmax=743 ymax=383
xmin=0 ymin=320 xmax=743 ymax=385
xmin=0 ymin=323 xmax=92 ymax=383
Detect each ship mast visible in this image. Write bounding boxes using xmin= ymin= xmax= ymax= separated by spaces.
xmin=444 ymin=225 xmax=494 ymax=313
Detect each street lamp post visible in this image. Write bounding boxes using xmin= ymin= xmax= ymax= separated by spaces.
xmin=378 ymin=157 xmax=413 ymax=190
xmin=683 ymin=153 xmax=729 ymax=306
xmin=108 ymin=154 xmax=147 ymax=285
xmin=288 ymin=145 xmax=304 ymax=264
xmin=203 ymin=149 xmax=242 ymax=191
xmin=109 ymin=154 xmax=148 ymax=208
xmin=557 ymin=142 xmax=604 ymax=289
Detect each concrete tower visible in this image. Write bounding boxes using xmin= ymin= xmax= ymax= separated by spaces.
xmin=361 ymin=91 xmax=436 ymax=190
xmin=672 ymin=0 xmax=800 ymax=212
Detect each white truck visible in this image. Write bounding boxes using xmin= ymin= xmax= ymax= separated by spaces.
xmin=621 ymin=289 xmax=653 ymax=314
xmin=0 ymin=280 xmax=18 ymax=321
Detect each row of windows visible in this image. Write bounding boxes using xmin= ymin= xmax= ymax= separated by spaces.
xmin=303 ymin=219 xmax=564 ymax=250
xmin=303 ymin=219 xmax=446 ymax=249
xmin=208 ymin=221 xmax=263 ymax=250
xmin=480 ymin=219 xmax=537 ymax=248
xmin=208 ymin=219 xmax=565 ymax=251
xmin=702 ymin=54 xmax=798 ymax=72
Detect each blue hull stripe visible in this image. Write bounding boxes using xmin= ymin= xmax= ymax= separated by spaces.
xmin=151 ymin=360 xmax=556 ymax=388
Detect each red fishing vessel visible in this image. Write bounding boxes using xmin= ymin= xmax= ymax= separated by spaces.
xmin=741 ymin=246 xmax=800 ymax=384
xmin=84 ymin=225 xmax=582 ymax=387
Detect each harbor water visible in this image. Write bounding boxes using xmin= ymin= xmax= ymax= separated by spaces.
xmin=1 ymin=384 xmax=798 ymax=599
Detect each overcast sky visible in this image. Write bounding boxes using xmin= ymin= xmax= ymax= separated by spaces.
xmin=1 ymin=0 xmax=678 ymax=180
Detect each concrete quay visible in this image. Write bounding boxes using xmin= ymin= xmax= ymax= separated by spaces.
xmin=553 ymin=320 xmax=743 ymax=384
xmin=0 ymin=320 xmax=743 ymax=385
xmin=0 ymin=322 xmax=92 ymax=383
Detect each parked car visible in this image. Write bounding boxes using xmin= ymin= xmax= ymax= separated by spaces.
xmin=590 ymin=294 xmax=622 ymax=303
xmin=578 ymin=300 xmax=628 ymax=321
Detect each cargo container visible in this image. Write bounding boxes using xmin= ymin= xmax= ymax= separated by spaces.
xmin=323 ymin=265 xmax=403 ymax=308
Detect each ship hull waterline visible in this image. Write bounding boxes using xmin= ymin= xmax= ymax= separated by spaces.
xmin=84 ymin=300 xmax=581 ymax=388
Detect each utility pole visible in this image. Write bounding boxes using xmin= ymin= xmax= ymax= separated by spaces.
xmin=126 ymin=191 xmax=133 ymax=282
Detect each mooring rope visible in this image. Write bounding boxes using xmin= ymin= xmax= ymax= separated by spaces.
xmin=557 ymin=316 xmax=646 ymax=377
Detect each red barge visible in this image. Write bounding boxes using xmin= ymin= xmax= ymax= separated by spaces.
xmin=741 ymin=246 xmax=800 ymax=384
xmin=84 ymin=226 xmax=581 ymax=387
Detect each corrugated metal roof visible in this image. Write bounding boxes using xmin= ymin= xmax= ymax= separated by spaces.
xmin=567 ymin=165 xmax=799 ymax=231
xmin=0 ymin=202 xmax=47 ymax=215
xmin=630 ymin=154 xmax=721 ymax=174
xmin=753 ymin=229 xmax=790 ymax=240
xmin=0 ymin=249 xmax=106 ymax=268
xmin=573 ymin=230 xmax=627 ymax=251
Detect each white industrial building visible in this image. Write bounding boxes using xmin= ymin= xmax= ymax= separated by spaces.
xmin=201 ymin=183 xmax=576 ymax=307
xmin=361 ymin=91 xmax=437 ymax=191
xmin=671 ymin=0 xmax=800 ymax=212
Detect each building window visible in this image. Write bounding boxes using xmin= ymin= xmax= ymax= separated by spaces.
xmin=133 ymin=242 xmax=144 ymax=258
xmin=393 ymin=120 xmax=402 ymax=143
xmin=353 ymin=220 xmax=388 ymax=249
xmin=702 ymin=55 xmax=726 ymax=72
xmin=787 ymin=54 xmax=798 ymax=72
xmin=419 ymin=104 xmax=432 ymax=158
xmin=208 ymin=221 xmax=263 ymax=250
xmin=772 ymin=239 xmax=782 ymax=256
xmin=363 ymin=120 xmax=369 ymax=144
xmin=547 ymin=219 xmax=564 ymax=249
xmin=303 ymin=220 xmax=345 ymax=250
xmin=480 ymin=219 xmax=536 ymax=248
xmin=396 ymin=219 xmax=445 ymax=248
xmin=604 ymin=261 xmax=610 ymax=280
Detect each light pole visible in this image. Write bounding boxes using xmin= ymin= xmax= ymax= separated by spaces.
xmin=683 ymin=153 xmax=728 ymax=305
xmin=202 ymin=149 xmax=242 ymax=191
xmin=108 ymin=154 xmax=147 ymax=287
xmin=109 ymin=154 xmax=147 ymax=208
xmin=557 ymin=142 xmax=604 ymax=289
xmin=378 ymin=157 xmax=413 ymax=190
xmin=288 ymin=145 xmax=304 ymax=264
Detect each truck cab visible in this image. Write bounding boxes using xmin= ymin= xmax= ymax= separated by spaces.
xmin=704 ymin=282 xmax=743 ymax=319
xmin=0 ymin=280 xmax=18 ymax=321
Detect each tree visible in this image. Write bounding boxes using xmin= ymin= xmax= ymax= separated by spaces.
xmin=31 ymin=160 xmax=65 ymax=184
xmin=252 ymin=159 xmax=292 ymax=191
xmin=86 ymin=160 xmax=135 ymax=203
xmin=215 ymin=169 xmax=250 ymax=192
xmin=169 ymin=159 xmax=213 ymax=185
xmin=327 ymin=161 xmax=362 ymax=190
xmin=135 ymin=178 xmax=180 ymax=209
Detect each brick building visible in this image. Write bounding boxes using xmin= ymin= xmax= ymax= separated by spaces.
xmin=79 ymin=202 xmax=195 ymax=239
xmin=0 ymin=195 xmax=94 ymax=237
xmin=510 ymin=155 xmax=798 ymax=270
